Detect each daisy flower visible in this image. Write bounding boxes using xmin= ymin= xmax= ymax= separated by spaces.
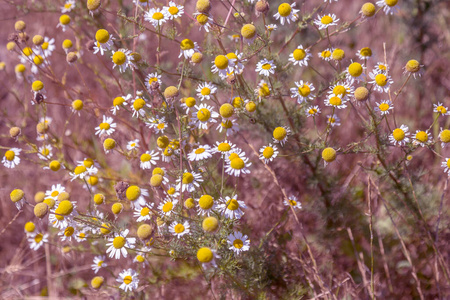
xmin=255 ymin=59 xmax=276 ymax=77
xmin=273 ymin=2 xmax=299 ymax=25
xmin=225 ymin=155 xmax=252 ymax=177
xmin=346 ymin=61 xmax=366 ymax=82
xmin=95 ymin=115 xmax=116 ymax=136
xmin=37 ymin=37 xmax=56 ymax=57
xmin=218 ymin=195 xmax=246 ymax=219
xmin=2 ymin=148 xmax=21 ymax=168
xmin=131 ymin=96 xmax=151 ymax=118
xmin=289 ymin=45 xmax=312 ymax=67
xmin=190 ymin=104 xmax=219 ymax=130
xmin=28 ymin=232 xmax=49 ymax=251
xmin=58 ymin=225 xmax=78 ymax=242
xmin=56 ymin=14 xmax=71 ymax=32
xmin=314 ymin=14 xmax=339 ymax=30
xmin=188 ymin=145 xmax=213 ymax=161
xmin=197 ymin=247 xmax=219 ymax=269
xmin=284 ymin=195 xmax=302 ymax=209
xmin=369 ymin=71 xmax=393 ymax=93
xmin=164 ymin=2 xmax=184 ymax=20
xmin=126 ymin=186 xmax=149 ymax=209
xmin=146 ymin=117 xmax=167 ymax=134
xmin=324 ymin=94 xmax=347 ymax=109
xmin=91 ymin=256 xmax=107 ymax=274
xmin=74 ymin=228 xmax=88 ymax=242
xmin=169 ymin=221 xmax=190 ymax=238
xmin=133 ymin=204 xmax=155 ymax=222
xmin=194 ymin=13 xmax=213 ymax=32
xmin=266 ymin=24 xmax=278 ymax=31
xmin=179 ymin=39 xmax=200 ymax=59
xmin=69 ymin=164 xmax=97 ymax=181
xmin=211 ymin=55 xmax=234 ymax=78
xmin=441 ymin=158 xmax=450 ymax=175
xmin=259 ymin=144 xmax=279 ymax=164
xmin=45 ymin=184 xmax=65 ymax=200
xmin=158 ymin=198 xmax=178 ymax=216
xmin=440 ymin=129 xmax=450 ymax=148
xmin=152 ymin=167 xmax=170 ymax=184
xmin=356 ymin=47 xmax=373 ymax=60
xmin=127 ymin=139 xmax=140 ymax=151
xmin=106 ymin=229 xmax=136 ymax=259
xmin=61 ymin=0 xmax=75 ymax=13
xmin=290 ymin=80 xmax=315 ymax=103
xmin=376 ymin=0 xmax=399 ymax=15
xmin=327 ymin=114 xmax=341 ymax=127
xmin=318 ymin=48 xmax=333 ymax=61
xmin=181 ymin=97 xmax=197 ymax=113
xmin=216 ymin=118 xmax=240 ymax=136
xmin=375 ymin=100 xmax=394 ymax=115
xmin=413 ymin=130 xmax=431 ymax=147
xmin=111 ymin=94 xmax=132 ymax=115
xmin=328 ymin=81 xmax=354 ymax=100
xmin=241 ymin=24 xmax=257 ymax=45
xmin=306 ymin=105 xmax=321 ymax=117
xmin=196 ymin=82 xmax=217 ymax=101
xmin=176 ymin=170 xmax=203 ymax=192
xmin=255 ymin=80 xmax=271 ymax=101
xmin=434 ymin=102 xmax=450 ymax=116
xmin=37 ymin=144 xmax=53 ymax=160
xmin=389 ymin=124 xmax=410 ymax=146
xmin=403 ymin=59 xmax=423 ymax=78
xmin=93 ymin=29 xmax=114 ymax=56
xmin=273 ymin=126 xmax=291 ymax=146
xmin=145 ymin=73 xmax=162 ymax=91
xmin=197 ymin=194 xmax=216 ymax=216
xmin=111 ymin=49 xmax=135 ymax=73
xmin=374 ymin=62 xmax=389 ymax=74
xmin=226 ymin=51 xmax=246 ymax=74
xmin=117 ymin=269 xmax=139 ymax=292
xmin=213 ymin=140 xmax=237 ymax=157
xmin=145 ymin=8 xmax=168 ymax=28
xmin=227 ymin=232 xmax=250 ymax=255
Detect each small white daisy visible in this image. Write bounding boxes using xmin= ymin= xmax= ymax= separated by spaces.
xmin=131 ymin=96 xmax=151 ymax=118
xmin=145 ymin=8 xmax=169 ymax=28
xmin=369 ymin=71 xmax=393 ymax=93
xmin=314 ymin=14 xmax=339 ymax=30
xmin=61 ymin=0 xmax=75 ymax=13
xmin=146 ymin=117 xmax=167 ymax=134
xmin=197 ymin=194 xmax=216 ymax=216
xmin=158 ymin=198 xmax=178 ymax=216
xmin=218 ymin=195 xmax=246 ymax=219
xmin=95 ymin=115 xmax=116 ymax=136
xmin=289 ymin=45 xmax=312 ymax=67
xmin=164 ymin=2 xmax=184 ymax=20
xmin=259 ymin=144 xmax=279 ymax=164
xmin=111 ymin=94 xmax=132 ymax=115
xmin=306 ymin=105 xmax=321 ymax=117
xmin=272 ymin=126 xmax=291 ymax=146
xmin=188 ymin=145 xmax=213 ymax=161
xmin=273 ymin=2 xmax=299 ymax=25
xmin=434 ymin=102 xmax=450 ymax=116
xmin=376 ymin=0 xmax=399 ymax=15
xmin=284 ymin=195 xmax=302 ymax=209
xmin=227 ymin=232 xmax=250 ymax=255
xmin=144 ymin=73 xmax=162 ymax=91
xmin=324 ymin=94 xmax=347 ymax=109
xmin=37 ymin=144 xmax=53 ymax=160
xmin=194 ymin=12 xmax=214 ymax=32
xmin=106 ymin=229 xmax=136 ymax=259
xmin=133 ymin=204 xmax=155 ymax=222
xmin=178 ymin=39 xmax=200 ymax=59
xmin=196 ymin=82 xmax=217 ymax=101
xmin=213 ymin=140 xmax=237 ymax=157
xmin=441 ymin=158 xmax=450 ymax=176
xmin=93 ymin=29 xmax=115 ymax=56
xmin=290 ymin=80 xmax=315 ymax=103
xmin=127 ymin=139 xmax=140 ymax=151
xmin=389 ymin=124 xmax=410 ymax=146
xmin=111 ymin=49 xmax=136 ymax=73
xmin=216 ymin=118 xmax=240 ymax=136
xmin=375 ymin=100 xmax=394 ymax=115
xmin=255 ymin=59 xmax=276 ymax=77
xmin=117 ymin=269 xmax=139 ymax=292
xmin=176 ymin=170 xmax=203 ymax=192
xmin=169 ymin=221 xmax=190 ymax=238
xmin=327 ymin=114 xmax=341 ymax=127
xmin=190 ymin=103 xmax=220 ymax=130
xmin=28 ymin=232 xmax=49 ymax=251
xmin=412 ymin=130 xmax=431 ymax=147
xmin=225 ymin=155 xmax=252 ymax=177
xmin=91 ymin=255 xmax=107 ymax=274
xmin=2 ymin=148 xmax=21 ymax=168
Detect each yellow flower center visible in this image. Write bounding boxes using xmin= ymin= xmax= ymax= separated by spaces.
xmin=200 ymin=87 xmax=211 ymax=96
xmin=126 ymin=186 xmax=141 ymax=201
xmin=60 ymin=14 xmax=71 ymax=25
xmin=321 ymin=15 xmax=333 ymax=24
xmin=113 ymin=236 xmax=126 ymax=249
xmin=174 ymin=223 xmax=185 ymax=233
xmin=278 ymin=3 xmax=292 ymax=17
xmin=226 ymin=199 xmax=239 ymax=210
xmin=221 ymin=120 xmax=233 ymax=129
xmin=375 ymin=74 xmax=387 ymax=86
xmin=199 ymin=195 xmax=214 ymax=209
xmin=95 ymin=29 xmax=110 ymax=44
xmin=197 ymin=108 xmax=211 ymax=121
xmin=233 ymin=239 xmax=244 ymax=249
xmin=321 ymin=50 xmax=331 ymax=58
xmin=133 ymin=98 xmax=146 ymax=111
xmin=185 ymin=97 xmax=196 ymax=107
xmin=332 ymin=48 xmax=345 ymax=61
xmin=360 ymin=47 xmax=372 ymax=57
xmin=197 ymin=247 xmax=213 ymax=263
xmin=440 ymin=130 xmax=450 ymax=143
xmin=289 ymin=199 xmax=297 ymax=206
xmin=329 ymin=96 xmax=342 ymax=106
xmin=385 ymin=0 xmax=398 ymax=7
xmin=74 ymin=165 xmax=87 ymax=175
xmin=261 ymin=63 xmax=272 ymax=70
xmin=348 ymin=62 xmax=363 ymax=77
xmin=195 ymin=148 xmax=205 ymax=154
xmin=64 ymin=226 xmax=74 ymax=237
xmin=230 ymin=157 xmax=245 ymax=169
xmin=308 ymin=108 xmax=318 ymax=115
xmin=182 ymin=172 xmax=194 ymax=184
xmin=34 ymin=233 xmax=43 ymax=243
xmin=5 ymin=150 xmax=15 ymax=161
xmin=141 ymin=207 xmax=150 ymax=216
xmin=180 ymin=39 xmax=194 ymax=50
xmin=436 ymin=106 xmax=447 ymax=114
xmin=99 ymin=122 xmax=110 ymax=130
xmin=333 ymin=85 xmax=347 ymax=96
xmin=72 ymin=99 xmax=83 ymax=110
xmin=123 ymin=275 xmax=133 ymax=285
xmin=218 ymin=143 xmax=231 ymax=152
xmin=379 ymin=103 xmax=390 ymax=111
xmin=41 ymin=42 xmax=49 ymax=50
xmin=322 ymin=147 xmax=337 ymax=162
xmin=215 ymin=55 xmax=228 ymax=69
xmin=168 ymin=6 xmax=179 ymax=15
xmin=415 ymin=131 xmax=428 ymax=142
xmin=153 ymin=12 xmax=164 ymax=20
xmin=196 ymin=14 xmax=209 ymax=25
xmin=273 ymin=127 xmax=287 ymax=141
xmin=293 ymin=49 xmax=306 ymax=61
xmin=162 ymin=202 xmax=173 ymax=212
xmin=112 ymin=51 xmax=126 ymax=65
xmin=263 ymin=147 xmax=274 ymax=159
xmin=297 ymin=84 xmax=311 ymax=97
xmin=259 ymin=84 xmax=270 ymax=97
xmin=392 ymin=128 xmax=405 ymax=141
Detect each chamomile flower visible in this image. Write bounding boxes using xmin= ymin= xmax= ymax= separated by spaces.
xmin=255 ymin=80 xmax=271 ymax=101
xmin=403 ymin=59 xmax=423 ymax=78
xmin=58 ymin=225 xmax=78 ymax=242
xmin=284 ymin=195 xmax=302 ymax=209
xmin=196 ymin=82 xmax=217 ymax=101
xmin=190 ymin=104 xmax=219 ymax=130
xmin=194 ymin=13 xmax=213 ymax=32
xmin=413 ymin=130 xmax=431 ymax=147
xmin=176 ymin=170 xmax=203 ymax=192
xmin=216 ymin=118 xmax=240 ymax=136
xmin=197 ymin=194 xmax=216 ymax=216
xmin=374 ymin=62 xmax=389 ymax=74
xmin=389 ymin=124 xmax=410 ymax=146
xmin=375 ymin=100 xmax=394 ymax=115
xmin=57 ymin=14 xmax=71 ymax=32
xmin=211 ymin=55 xmax=234 ymax=78
xmin=325 ymin=94 xmax=347 ymax=109
xmin=146 ymin=117 xmax=167 ymax=134
xmin=61 ymin=0 xmax=75 ymax=13
xmin=106 ymin=229 xmax=136 ymax=259
xmin=188 ymin=145 xmax=213 ymax=161
xmin=229 ymin=34 xmax=240 ymax=43
xmin=218 ymin=195 xmax=246 ymax=219
xmin=133 ymin=204 xmax=155 ymax=222
xmin=179 ymin=39 xmax=200 ymax=59
xmin=45 ymin=184 xmax=66 ymax=200
xmin=289 ymin=45 xmax=312 ymax=67
xmin=111 ymin=49 xmax=135 ymax=73
xmin=440 ymin=129 xmax=450 ymax=148
xmin=2 ymin=148 xmax=21 ymax=168
xmin=434 ymin=102 xmax=450 ymax=116
xmin=158 ymin=198 xmax=178 ymax=216
xmin=213 ymin=140 xmax=237 ymax=157
xmin=95 ymin=115 xmax=116 ymax=136
xmin=376 ymin=0 xmax=399 ymax=15
xmin=226 ymin=51 xmax=246 ymax=74
xmin=225 ymin=154 xmax=252 ymax=177
xmin=328 ymin=81 xmax=354 ymax=100
xmin=145 ymin=8 xmax=168 ymax=28
xmin=327 ymin=114 xmax=341 ymax=127
xmin=145 ymin=73 xmax=162 ymax=91
xmin=93 ymin=29 xmax=114 ymax=56
xmin=74 ymin=228 xmax=88 ymax=242
xmin=272 ymin=126 xmax=291 ymax=146
xmin=169 ymin=221 xmax=190 ymax=238
xmin=111 ymin=94 xmax=132 ymax=115
xmin=318 ymin=48 xmax=333 ymax=61
xmin=37 ymin=144 xmax=53 ymax=160
xmin=126 ymin=186 xmax=149 ymax=209
xmin=259 ymin=144 xmax=279 ymax=163
xmin=256 ymin=59 xmax=276 ymax=77
xmin=227 ymin=232 xmax=250 ymax=255
xmin=91 ymin=256 xmax=107 ymax=274
xmin=28 ymin=232 xmax=49 ymax=251
xmin=38 ymin=37 xmax=56 ymax=57
xmin=164 ymin=2 xmax=184 ymax=20
xmin=131 ymin=96 xmax=151 ymax=118
xmin=127 ymin=139 xmax=140 ymax=151
xmin=117 ymin=269 xmax=139 ymax=292
xmin=442 ymin=158 xmax=450 ymax=175
xmin=181 ymin=97 xmax=197 ymax=113
xmin=306 ymin=105 xmax=321 ymax=117
xmin=290 ymin=80 xmax=315 ymax=103
xmin=266 ymin=24 xmax=278 ymax=31
xmin=356 ymin=47 xmax=373 ymax=60
xmin=69 ymin=164 xmax=97 ymax=181
xmin=314 ymin=14 xmax=339 ymax=30
xmin=369 ymin=71 xmax=393 ymax=93
xmin=346 ymin=61 xmax=366 ymax=82
xmin=241 ymin=24 xmax=257 ymax=44
xmin=273 ymin=2 xmax=299 ymax=25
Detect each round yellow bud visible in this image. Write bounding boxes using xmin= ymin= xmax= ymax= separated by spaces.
xmin=241 ymin=24 xmax=256 ymax=39
xmin=32 ymin=35 xmax=44 ymax=46
xmin=15 ymin=20 xmax=26 ymax=31
xmin=361 ymin=3 xmax=376 ymax=17
xmin=49 ymin=160 xmax=61 ymax=171
xmin=196 ymin=0 xmax=211 ymax=13
xmin=405 ymin=60 xmax=420 ymax=73
xmin=245 ymin=101 xmax=256 ymax=112
xmin=93 ymin=193 xmax=105 ymax=205
xmin=157 ymin=136 xmax=170 ymax=148
xmin=197 ymin=247 xmax=213 ymax=263
xmin=322 ymin=147 xmax=337 ymax=163
xmin=191 ymin=52 xmax=203 ymax=64
xmin=112 ymin=203 xmax=123 ymax=215
xmin=59 ymin=14 xmax=71 ymax=25
xmin=219 ymin=103 xmax=234 ymax=118
xmin=34 ymin=191 xmax=45 ymax=203
xmin=202 ymin=217 xmax=219 ymax=232
xmin=9 ymin=127 xmax=21 ymax=138
xmin=184 ymin=198 xmax=195 ymax=209
xmin=10 ymin=189 xmax=24 ymax=203
xmin=150 ymin=174 xmax=163 ymax=187
xmin=7 ymin=42 xmax=16 ymax=51
xmin=354 ymin=87 xmax=369 ymax=102
xmin=32 ymin=80 xmax=44 ymax=92
xmin=91 ymin=276 xmax=104 ymax=289
xmin=137 ymin=224 xmax=153 ymax=240
xmin=100 ymin=223 xmax=111 ymax=235
xmin=34 ymin=203 xmax=49 ymax=219
xmin=62 ymin=39 xmax=73 ymax=49
xmin=24 ymin=221 xmax=35 ymax=233
xmin=103 ymin=138 xmax=116 ymax=150
xmin=164 ymin=86 xmax=179 ymax=99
